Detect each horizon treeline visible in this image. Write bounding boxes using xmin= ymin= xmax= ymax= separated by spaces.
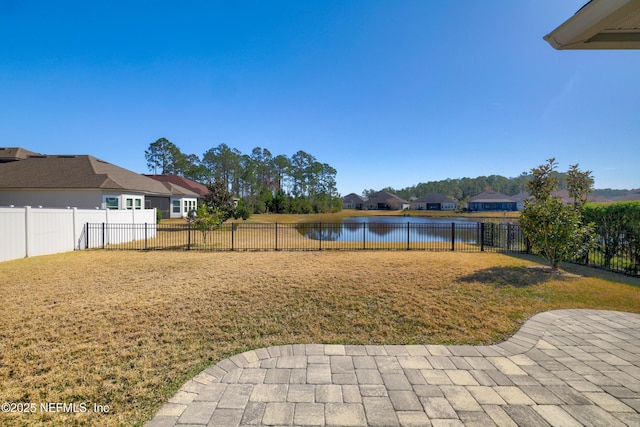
xmin=371 ymin=173 xmax=630 ymax=202
xmin=145 ymin=138 xmax=342 ymax=214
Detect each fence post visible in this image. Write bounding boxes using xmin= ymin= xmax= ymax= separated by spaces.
xmin=275 ymin=223 xmax=278 ymax=251
xmin=319 ymin=222 xmax=322 ymax=251
xmin=187 ymin=220 xmax=191 ymax=250
xmin=407 ymin=221 xmax=410 ymax=250
xmin=480 ymin=222 xmax=485 ymax=252
xmin=363 ymin=222 xmax=366 ymax=250
xmin=232 ymin=223 xmax=235 ymax=251
xmin=145 ymin=223 xmax=148 ymax=250
xmin=85 ymin=223 xmax=89 ymax=249
xmin=24 ymin=206 xmax=32 ymax=258
xmin=451 ymin=222 xmax=455 ymax=251
xmin=72 ymin=207 xmax=78 ymax=250
xmin=102 ymin=222 xmax=106 ymax=249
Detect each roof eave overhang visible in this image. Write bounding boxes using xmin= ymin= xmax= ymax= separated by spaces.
xmin=544 ymin=0 xmax=640 ymax=50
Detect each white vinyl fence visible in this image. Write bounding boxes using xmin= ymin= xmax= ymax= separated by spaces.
xmin=0 ymin=206 xmax=156 ymax=262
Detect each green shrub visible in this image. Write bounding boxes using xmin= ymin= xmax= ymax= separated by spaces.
xmin=584 ymin=201 xmax=640 ymax=273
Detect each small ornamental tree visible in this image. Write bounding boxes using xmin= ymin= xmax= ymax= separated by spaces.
xmin=191 ymin=203 xmax=223 ymax=245
xmin=520 ymin=158 xmax=595 ymax=270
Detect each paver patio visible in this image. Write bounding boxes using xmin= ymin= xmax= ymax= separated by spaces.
xmin=146 ymin=309 xmax=640 ymax=426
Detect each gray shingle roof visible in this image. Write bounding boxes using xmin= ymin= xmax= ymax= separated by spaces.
xmin=368 ymin=191 xmax=409 ymax=204
xmin=158 ymin=181 xmax=200 ymax=197
xmin=0 ymin=154 xmax=172 ymax=195
xmin=0 ymin=147 xmax=41 ymax=162
xmin=343 ymin=193 xmax=368 ymax=203
xmin=146 ymin=174 xmax=209 ymax=197
xmin=469 ymin=191 xmax=516 ymax=203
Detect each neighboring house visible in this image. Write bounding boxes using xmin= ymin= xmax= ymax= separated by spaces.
xmin=0 ymin=149 xmax=177 ymax=214
xmin=366 ymin=191 xmax=410 ymax=210
xmin=152 ymin=181 xmax=199 ymax=219
xmin=146 ymin=175 xmax=208 ymax=219
xmin=343 ymin=193 xmax=368 ymax=210
xmin=411 ymin=193 xmax=457 ymax=211
xmin=468 ymin=191 xmax=518 ymax=212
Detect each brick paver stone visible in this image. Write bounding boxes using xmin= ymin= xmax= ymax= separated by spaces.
xmin=325 ymin=403 xmax=367 ymax=426
xmin=216 ymin=384 xmax=253 ymax=409
xmin=533 ymin=405 xmax=583 ymax=427
xmin=387 ymin=390 xmax=421 ymax=412
xmin=420 ymin=396 xmax=458 ymax=419
xmin=176 ymin=401 xmax=216 ymax=425
xmin=363 ymin=397 xmax=399 ymax=426
xmin=439 ymin=385 xmax=482 ymax=412
xmin=262 ymin=402 xmax=295 ymax=425
xmin=208 ymin=408 xmax=243 ymax=427
xmin=249 ymin=384 xmax=288 ymax=402
xmin=293 ymin=403 xmax=324 ymax=426
xmin=395 ymin=411 xmax=431 ymax=426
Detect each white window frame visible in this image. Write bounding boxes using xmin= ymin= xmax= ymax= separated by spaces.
xmin=125 ymin=196 xmax=143 ymax=210
xmin=184 ymin=199 xmax=197 ymax=214
xmin=172 ymin=199 xmax=181 ymax=214
xmin=104 ymin=196 xmax=119 ymax=210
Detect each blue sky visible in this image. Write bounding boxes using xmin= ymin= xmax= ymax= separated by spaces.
xmin=1 ymin=0 xmax=639 ymax=195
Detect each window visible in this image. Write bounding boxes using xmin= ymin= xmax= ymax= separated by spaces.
xmin=184 ymin=199 xmax=197 ymax=214
xmin=172 ymin=200 xmax=181 ymax=214
xmin=125 ymin=196 xmax=143 ymax=210
xmin=105 ymin=197 xmax=119 ymax=210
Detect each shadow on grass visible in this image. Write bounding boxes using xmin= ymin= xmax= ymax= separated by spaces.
xmin=459 ymin=265 xmax=565 ymax=288
xmin=503 ymin=252 xmax=640 ymax=288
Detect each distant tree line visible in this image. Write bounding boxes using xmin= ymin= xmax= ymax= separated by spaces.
xmin=371 ymin=173 xmax=629 ymax=202
xmin=145 ymin=138 xmax=342 ymax=214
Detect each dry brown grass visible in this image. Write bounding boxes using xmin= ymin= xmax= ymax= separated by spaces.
xmin=1 ymin=250 xmax=639 ymax=426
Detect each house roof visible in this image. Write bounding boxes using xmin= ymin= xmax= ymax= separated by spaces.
xmin=0 ymin=147 xmax=41 ymax=162
xmin=343 ymin=193 xmax=368 ymax=203
xmin=413 ymin=192 xmax=456 ymax=204
xmin=367 ymin=191 xmax=409 ymax=204
xmin=158 ymin=181 xmax=201 ymax=198
xmin=469 ymin=191 xmax=516 ymax=203
xmin=146 ymin=174 xmax=209 ymax=197
xmin=544 ymin=0 xmax=640 ymax=49
xmin=0 ymin=154 xmax=172 ymax=195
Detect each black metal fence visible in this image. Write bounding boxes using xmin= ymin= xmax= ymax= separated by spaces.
xmin=85 ymin=221 xmax=527 ymax=252
xmin=85 ymin=221 xmax=639 ymax=276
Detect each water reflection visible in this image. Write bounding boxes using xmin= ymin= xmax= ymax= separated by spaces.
xmin=297 ymin=217 xmax=481 ymax=243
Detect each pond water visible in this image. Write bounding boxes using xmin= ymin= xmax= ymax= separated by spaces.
xmin=299 ymin=216 xmax=482 ymax=243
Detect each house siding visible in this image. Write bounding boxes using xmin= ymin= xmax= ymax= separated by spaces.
xmin=468 ymin=202 xmax=517 ymax=211
xmin=0 ymin=189 xmax=104 ymax=209
xmin=0 ymin=189 xmax=153 ymax=211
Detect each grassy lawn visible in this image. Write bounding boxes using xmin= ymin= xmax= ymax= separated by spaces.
xmin=0 ymin=249 xmax=639 ymax=426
